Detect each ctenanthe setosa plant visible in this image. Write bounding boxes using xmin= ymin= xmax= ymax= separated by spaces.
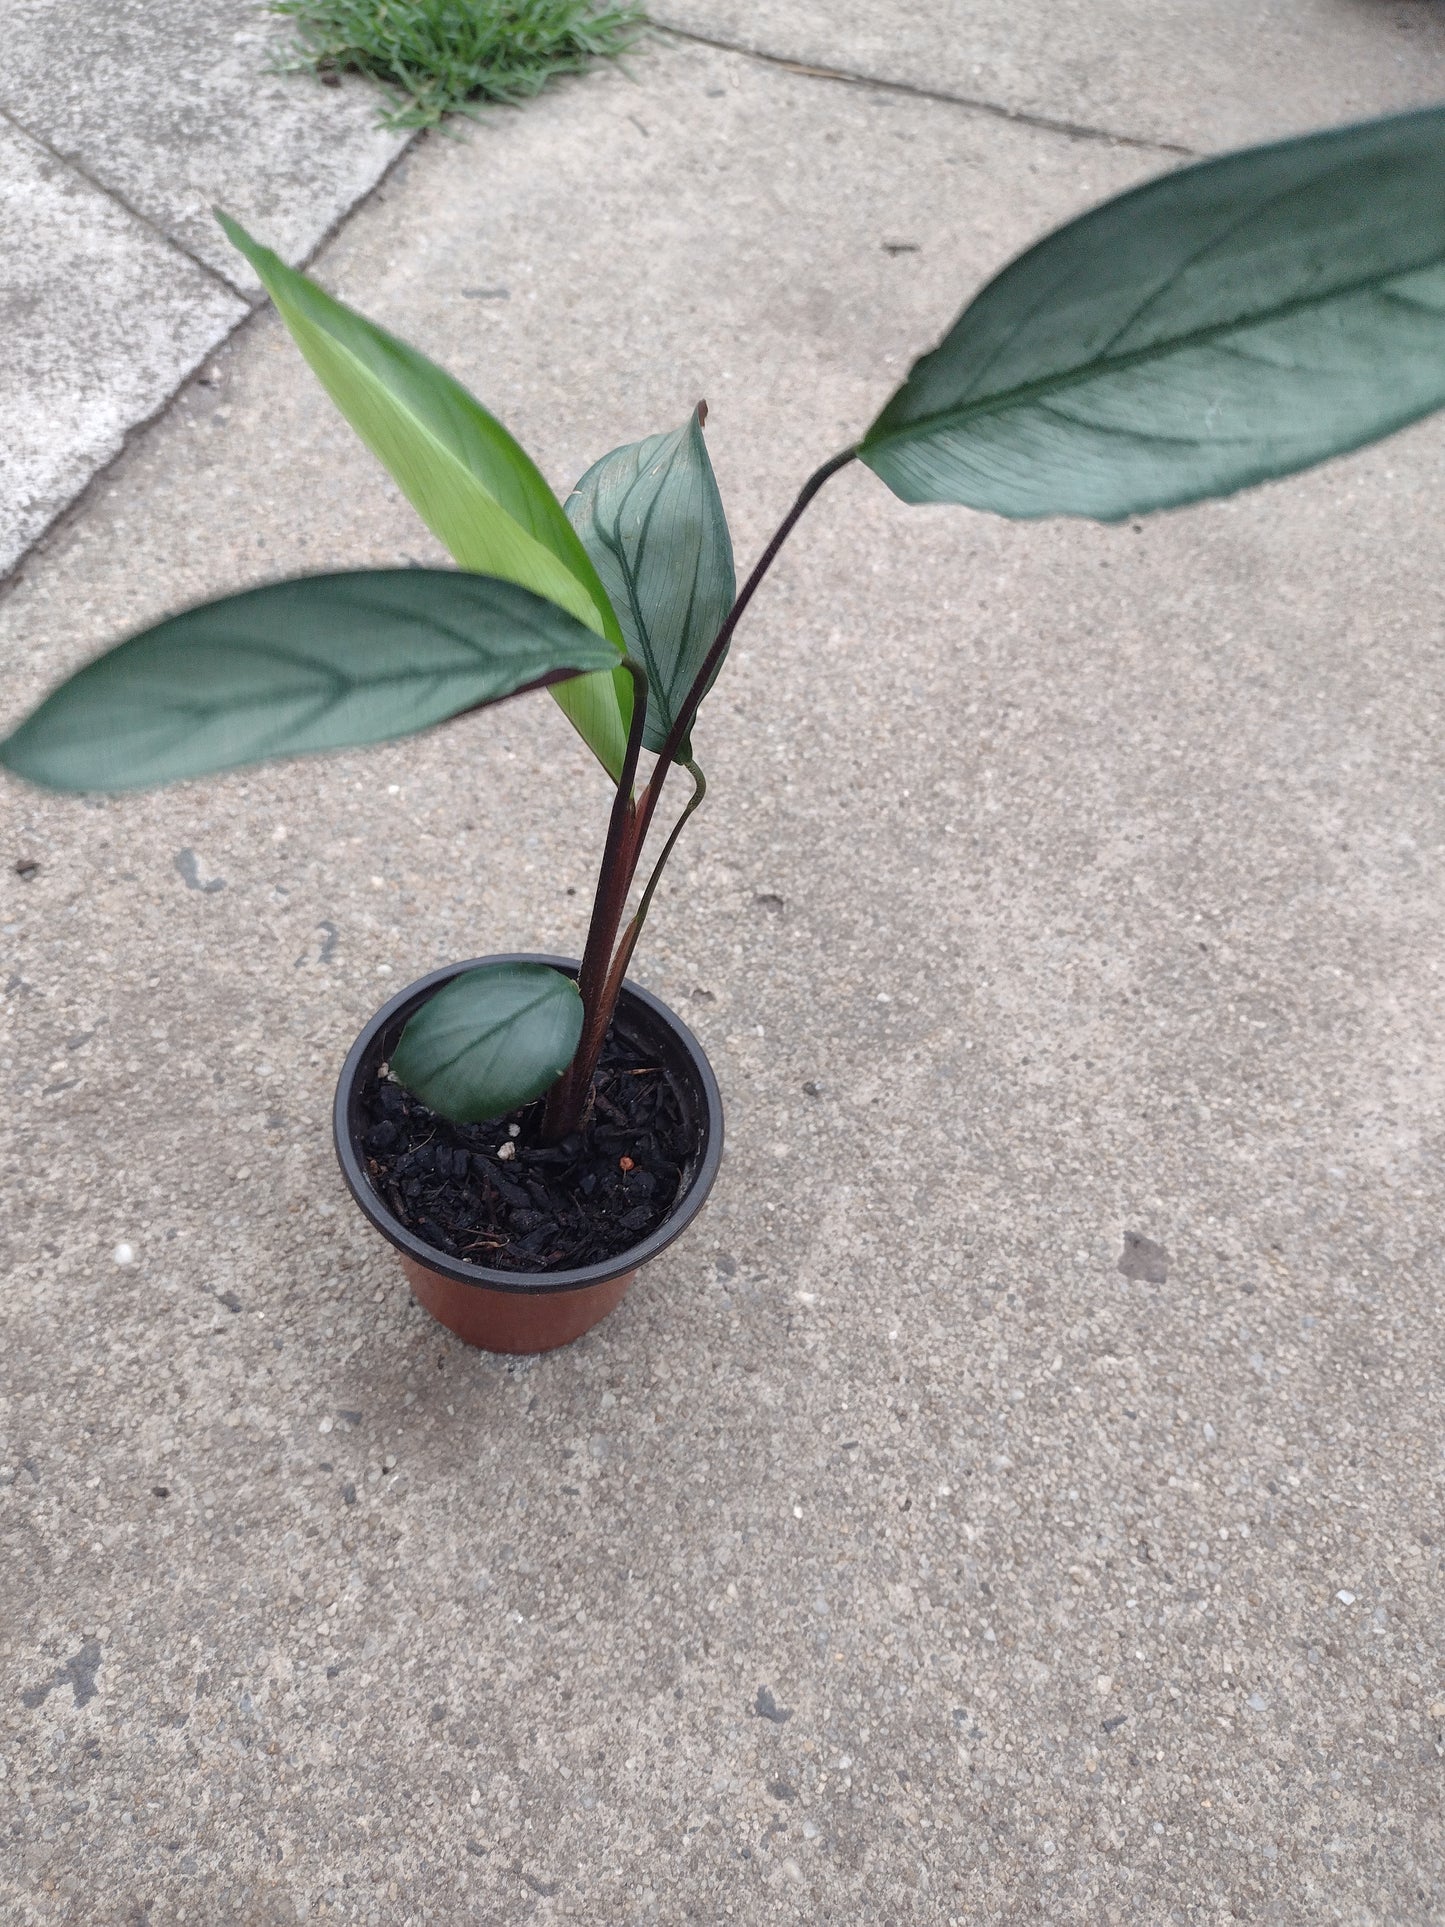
xmin=6 ymin=107 xmax=1445 ymax=1142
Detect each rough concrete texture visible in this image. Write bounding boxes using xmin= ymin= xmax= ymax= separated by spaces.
xmin=0 ymin=123 xmax=248 ymax=582
xmin=0 ymin=0 xmax=403 ymax=285
xmin=3 ymin=32 xmax=1444 ymax=1927
xmin=654 ymin=0 xmax=1445 ymax=152
xmin=0 ymin=0 xmax=404 ymax=579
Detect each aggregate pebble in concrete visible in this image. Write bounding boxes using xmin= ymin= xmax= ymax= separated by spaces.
xmin=653 ymin=0 xmax=1445 ymax=152
xmin=2 ymin=39 xmax=1443 ymax=1927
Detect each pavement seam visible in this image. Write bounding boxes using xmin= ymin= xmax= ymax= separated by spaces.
xmin=1 ymin=28 xmax=1191 ymax=609
xmin=0 ymin=100 xmax=253 ymax=299
xmin=0 ymin=124 xmax=422 ymax=610
xmin=646 ymin=19 xmax=1199 ymax=158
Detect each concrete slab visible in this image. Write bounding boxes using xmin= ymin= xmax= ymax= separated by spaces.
xmin=0 ymin=120 xmax=246 ymax=579
xmin=0 ymin=0 xmax=405 ymax=289
xmin=3 ymin=39 xmax=1443 ymax=1925
xmin=652 ymin=0 xmax=1445 ymax=153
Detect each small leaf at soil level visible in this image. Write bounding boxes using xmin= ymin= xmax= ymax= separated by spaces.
xmin=217 ymin=211 xmax=633 ymax=781
xmin=0 ymin=570 xmax=619 ymax=793
xmin=390 ymin=964 xmax=584 ymax=1124
xmin=861 ymin=106 xmax=1445 ymax=519
xmin=567 ymin=407 xmax=735 ymax=755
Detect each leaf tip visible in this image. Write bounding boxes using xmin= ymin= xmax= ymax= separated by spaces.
xmin=695 ymin=399 xmax=708 ymax=429
xmin=214 ymin=210 xmax=274 ymax=278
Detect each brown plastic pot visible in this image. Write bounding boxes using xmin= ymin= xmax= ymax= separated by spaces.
xmin=334 ymin=955 xmax=723 ymax=1355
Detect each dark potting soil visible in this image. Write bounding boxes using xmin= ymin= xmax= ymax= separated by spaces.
xmin=357 ymin=1016 xmax=693 ymax=1275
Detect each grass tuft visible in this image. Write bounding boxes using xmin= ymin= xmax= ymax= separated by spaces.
xmin=271 ymin=0 xmax=647 ymax=128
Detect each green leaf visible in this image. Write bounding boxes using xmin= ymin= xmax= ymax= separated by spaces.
xmin=860 ymin=105 xmax=1445 ymax=520
xmin=0 ymin=569 xmax=620 ymax=793
xmin=390 ymin=961 xmax=583 ymax=1123
xmin=566 ymin=407 xmax=736 ymax=755
xmin=217 ymin=211 xmax=633 ymax=779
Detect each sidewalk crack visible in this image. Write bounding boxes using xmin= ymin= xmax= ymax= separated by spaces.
xmin=0 ymin=100 xmax=255 ymax=299
xmin=0 ymin=113 xmax=418 ymax=603
xmin=646 ymin=20 xmax=1197 ymax=158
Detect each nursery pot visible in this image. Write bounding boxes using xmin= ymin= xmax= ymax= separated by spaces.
xmin=334 ymin=955 xmax=723 ymax=1354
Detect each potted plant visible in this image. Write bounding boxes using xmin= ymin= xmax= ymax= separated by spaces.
xmin=6 ymin=108 xmax=1445 ymax=1352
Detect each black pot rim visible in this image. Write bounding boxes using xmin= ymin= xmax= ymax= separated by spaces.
xmin=333 ymin=954 xmax=724 ymax=1296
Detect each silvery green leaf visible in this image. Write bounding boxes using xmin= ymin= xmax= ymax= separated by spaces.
xmin=567 ymin=407 xmax=735 ymax=754
xmin=390 ymin=962 xmax=583 ymax=1123
xmin=0 ymin=570 xmax=619 ymax=792
xmin=861 ymin=106 xmax=1445 ymax=519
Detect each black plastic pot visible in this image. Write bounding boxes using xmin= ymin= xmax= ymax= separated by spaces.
xmin=334 ymin=955 xmax=724 ymax=1353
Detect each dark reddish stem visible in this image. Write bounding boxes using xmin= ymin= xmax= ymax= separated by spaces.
xmin=635 ymin=446 xmax=857 ymax=850
xmin=542 ymin=447 xmax=857 ymax=1139
xmin=541 ymin=657 xmax=650 ymax=1139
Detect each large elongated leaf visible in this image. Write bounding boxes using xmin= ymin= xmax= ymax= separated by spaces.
xmin=390 ymin=962 xmax=582 ymax=1123
xmin=566 ymin=407 xmax=735 ymax=755
xmin=218 ymin=212 xmax=633 ymax=779
xmin=0 ymin=570 xmax=620 ymax=793
xmin=860 ymin=106 xmax=1445 ymax=520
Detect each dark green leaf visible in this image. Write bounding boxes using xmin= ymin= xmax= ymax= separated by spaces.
xmin=217 ymin=212 xmax=633 ymax=781
xmin=390 ymin=962 xmax=583 ymax=1123
xmin=0 ymin=569 xmax=620 ymax=793
xmin=860 ymin=105 xmax=1445 ymax=520
xmin=566 ymin=408 xmax=735 ymax=754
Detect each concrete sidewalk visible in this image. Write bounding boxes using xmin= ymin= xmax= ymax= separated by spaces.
xmin=654 ymin=0 xmax=1445 ymax=149
xmin=4 ymin=11 xmax=1445 ymax=1926
xmin=0 ymin=0 xmax=404 ymax=578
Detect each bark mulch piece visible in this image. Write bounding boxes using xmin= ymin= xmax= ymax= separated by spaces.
xmin=359 ymin=1015 xmax=692 ymax=1274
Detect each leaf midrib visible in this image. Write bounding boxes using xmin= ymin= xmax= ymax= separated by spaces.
xmin=606 ymin=434 xmax=721 ymax=731
xmin=585 ymin=442 xmax=688 ymax=731
xmin=865 ymin=241 xmax=1445 ymax=453
xmin=302 ymin=313 xmax=621 ymax=646
xmin=77 ymin=632 xmax=606 ymax=712
xmin=423 ymin=984 xmax=572 ymax=1081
